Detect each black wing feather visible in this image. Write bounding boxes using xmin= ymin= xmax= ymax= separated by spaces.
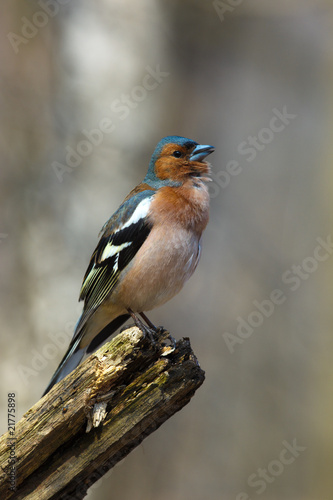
xmin=74 ymin=191 xmax=154 ymax=337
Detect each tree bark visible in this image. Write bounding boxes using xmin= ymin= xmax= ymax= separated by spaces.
xmin=0 ymin=327 xmax=205 ymax=499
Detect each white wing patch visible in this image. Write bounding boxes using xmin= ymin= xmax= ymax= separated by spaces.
xmin=113 ymin=253 xmax=119 ymax=272
xmin=116 ymin=196 xmax=152 ymax=233
xmin=80 ymin=194 xmax=153 ymax=306
xmin=101 ymin=241 xmax=132 ymax=262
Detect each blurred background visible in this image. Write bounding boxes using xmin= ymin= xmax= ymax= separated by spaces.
xmin=1 ymin=1 xmax=333 ymax=499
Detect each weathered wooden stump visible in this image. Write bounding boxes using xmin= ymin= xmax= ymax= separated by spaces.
xmin=0 ymin=327 xmax=205 ymax=499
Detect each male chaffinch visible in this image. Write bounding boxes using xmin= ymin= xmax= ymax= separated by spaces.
xmin=43 ymin=136 xmax=214 ymax=395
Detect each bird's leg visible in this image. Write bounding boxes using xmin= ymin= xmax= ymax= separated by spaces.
xmin=127 ymin=309 xmax=176 ymax=350
xmin=127 ymin=308 xmax=156 ymax=344
xmin=139 ymin=312 xmax=158 ymax=330
xmin=140 ymin=312 xmax=177 ymax=350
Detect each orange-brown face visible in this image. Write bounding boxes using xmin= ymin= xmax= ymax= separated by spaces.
xmin=154 ymin=143 xmax=212 ymax=183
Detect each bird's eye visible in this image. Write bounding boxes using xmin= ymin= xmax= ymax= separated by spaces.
xmin=172 ymin=150 xmax=182 ymax=158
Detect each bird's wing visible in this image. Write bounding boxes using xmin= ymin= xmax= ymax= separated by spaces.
xmin=73 ymin=190 xmax=155 ymax=339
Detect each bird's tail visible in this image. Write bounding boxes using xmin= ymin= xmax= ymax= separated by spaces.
xmin=42 ymin=337 xmax=85 ymax=396
xmin=42 ymin=314 xmax=130 ymax=396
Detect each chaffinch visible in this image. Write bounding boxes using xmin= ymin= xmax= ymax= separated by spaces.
xmin=43 ymin=136 xmax=214 ymax=395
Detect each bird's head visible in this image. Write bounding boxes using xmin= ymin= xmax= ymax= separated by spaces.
xmin=144 ymin=136 xmax=215 ymax=188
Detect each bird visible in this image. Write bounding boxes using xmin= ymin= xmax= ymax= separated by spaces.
xmin=42 ymin=135 xmax=214 ymax=396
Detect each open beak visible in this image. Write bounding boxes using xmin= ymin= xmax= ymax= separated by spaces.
xmin=190 ymin=144 xmax=215 ymax=162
